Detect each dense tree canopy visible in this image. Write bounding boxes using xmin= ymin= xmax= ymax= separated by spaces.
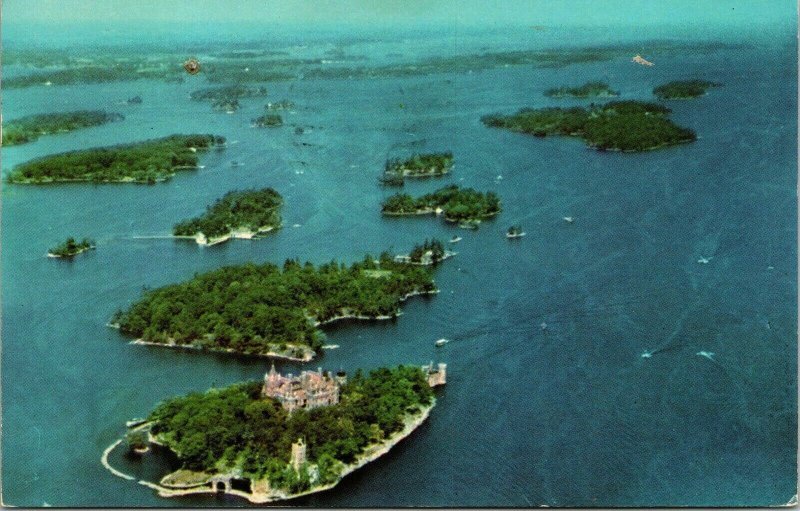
xmin=114 ymin=253 xmax=438 ymax=356
xmin=48 ymin=237 xmax=94 ymax=257
xmin=481 ymin=100 xmax=695 ymax=152
xmin=382 ymin=185 xmax=501 ymax=222
xmin=2 ymin=110 xmax=124 ymax=146
xmin=173 ymin=188 xmax=283 ymax=239
xmin=145 ymin=365 xmax=434 ymax=490
xmin=7 ymin=134 xmax=225 ymax=184
xmin=653 ymin=80 xmax=721 ymax=100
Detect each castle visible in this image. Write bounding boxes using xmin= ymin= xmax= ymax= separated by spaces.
xmin=423 ymin=361 xmax=447 ymax=387
xmin=262 ymin=364 xmax=340 ymax=412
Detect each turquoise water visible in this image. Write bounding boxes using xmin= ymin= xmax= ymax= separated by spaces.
xmin=1 ymin=23 xmax=797 ymax=507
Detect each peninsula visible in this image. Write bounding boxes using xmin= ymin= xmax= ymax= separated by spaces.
xmin=6 ymin=134 xmax=225 ymax=184
xmin=48 ymin=237 xmax=95 ymax=258
xmin=381 ymin=152 xmax=454 ymax=186
xmin=653 ymin=80 xmax=722 ymax=100
xmin=481 ymin=100 xmax=696 ymax=152
xmin=173 ymin=188 xmax=283 ymax=245
xmin=381 ymin=185 xmax=501 ymax=225
xmin=544 ymin=81 xmax=620 ymax=98
xmin=111 ymin=251 xmax=442 ymax=361
xmin=111 ymin=364 xmax=446 ymax=503
xmin=2 ymin=110 xmax=124 ymax=146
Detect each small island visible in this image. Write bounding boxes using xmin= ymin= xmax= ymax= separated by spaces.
xmin=653 ymin=80 xmax=722 ymax=100
xmin=2 ymin=110 xmax=124 ymax=146
xmin=111 ymin=250 xmax=443 ymax=361
xmin=381 ymin=152 xmax=454 ymax=186
xmin=48 ymin=237 xmax=95 ymax=258
xmin=252 ymin=114 xmax=284 ymax=128
xmin=381 ymin=184 xmax=501 ymax=225
xmin=173 ymin=188 xmax=283 ymax=245
xmin=481 ymin=100 xmax=696 ymax=152
xmin=544 ymin=81 xmax=620 ymax=98
xmin=190 ymin=85 xmax=268 ymax=102
xmin=506 ymin=225 xmax=526 ymax=239
xmin=393 ymin=238 xmax=454 ymax=265
xmin=265 ymin=99 xmax=295 ymax=111
xmin=6 ymin=134 xmax=225 ymax=184
xmin=109 ymin=363 xmax=446 ymax=503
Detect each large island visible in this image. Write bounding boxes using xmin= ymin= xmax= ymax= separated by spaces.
xmin=2 ymin=110 xmax=124 ymax=146
xmin=6 ymin=134 xmax=225 ymax=184
xmin=109 ymin=364 xmax=446 ymax=503
xmin=173 ymin=188 xmax=283 ymax=245
xmin=381 ymin=185 xmax=501 ymax=226
xmin=112 ymin=250 xmax=442 ymax=361
xmin=481 ymin=100 xmax=696 ymax=152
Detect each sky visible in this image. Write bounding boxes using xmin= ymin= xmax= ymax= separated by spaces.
xmin=2 ymin=0 xmax=796 ymax=28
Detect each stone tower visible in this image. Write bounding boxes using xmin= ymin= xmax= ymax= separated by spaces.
xmin=423 ymin=361 xmax=447 ymax=387
xmin=290 ymin=438 xmax=306 ymax=470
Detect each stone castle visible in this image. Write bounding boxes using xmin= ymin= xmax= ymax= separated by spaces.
xmin=262 ymin=364 xmax=341 ymax=412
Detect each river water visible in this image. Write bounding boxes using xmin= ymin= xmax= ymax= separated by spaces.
xmin=1 ymin=23 xmax=796 ymax=507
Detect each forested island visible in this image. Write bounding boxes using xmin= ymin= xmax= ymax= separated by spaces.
xmin=381 ymin=185 xmax=501 ymax=224
xmin=544 ymin=81 xmax=619 ymax=98
xmin=2 ymin=110 xmax=124 ymax=146
xmin=481 ymin=100 xmax=696 ymax=152
xmin=116 ymin=365 xmax=438 ymax=503
xmin=190 ymin=85 xmax=269 ymax=101
xmin=173 ymin=188 xmax=283 ymax=245
xmin=252 ymin=114 xmax=284 ymax=128
xmin=112 ymin=252 xmax=441 ymax=361
xmin=394 ymin=239 xmax=453 ymax=265
xmin=653 ymin=80 xmax=721 ymax=100
xmin=381 ymin=152 xmax=453 ymax=186
xmin=6 ymin=134 xmax=225 ymax=184
xmin=47 ymin=237 xmax=95 ymax=258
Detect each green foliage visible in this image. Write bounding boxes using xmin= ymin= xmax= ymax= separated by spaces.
xmin=116 ymin=254 xmax=438 ymax=355
xmin=173 ymin=188 xmax=283 ymax=239
xmin=544 ymin=81 xmax=619 ymax=98
xmin=482 ymin=100 xmax=695 ymax=152
xmin=125 ymin=430 xmax=149 ymax=452
xmin=2 ymin=110 xmax=124 ymax=146
xmin=48 ymin=237 xmax=94 ymax=257
xmin=252 ymin=114 xmax=283 ymax=127
xmin=381 ymin=185 xmax=501 ymax=222
xmin=653 ymin=80 xmax=722 ymax=99
xmin=7 ymin=134 xmax=225 ymax=184
xmin=385 ymin=152 xmax=453 ymax=176
xmin=409 ymin=239 xmax=446 ymax=264
xmin=146 ymin=366 xmax=434 ymax=489
xmin=190 ymin=85 xmax=268 ymax=101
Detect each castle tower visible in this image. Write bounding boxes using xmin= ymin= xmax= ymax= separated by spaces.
xmin=290 ymin=438 xmax=306 ymax=470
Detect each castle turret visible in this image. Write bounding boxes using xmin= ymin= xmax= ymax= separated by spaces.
xmin=290 ymin=438 xmax=306 ymax=470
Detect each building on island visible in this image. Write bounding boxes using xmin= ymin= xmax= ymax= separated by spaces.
xmin=290 ymin=438 xmax=306 ymax=470
xmin=262 ymin=364 xmax=340 ymax=412
xmin=423 ymin=362 xmax=447 ymax=387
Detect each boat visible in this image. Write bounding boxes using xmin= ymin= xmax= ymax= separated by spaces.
xmin=563 ymin=216 xmax=574 ymax=224
xmin=449 ymin=236 xmax=462 ymax=243
xmin=435 ymin=338 xmax=450 ymax=347
xmin=230 ymin=161 xmax=243 ymax=167
xmin=506 ymin=225 xmax=526 ymax=238
xmin=125 ymin=418 xmax=147 ymax=428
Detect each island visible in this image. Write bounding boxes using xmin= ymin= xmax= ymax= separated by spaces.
xmin=109 ymin=363 xmax=446 ymax=503
xmin=265 ymin=99 xmax=295 ymax=111
xmin=252 ymin=114 xmax=283 ymax=128
xmin=190 ymin=85 xmax=269 ymax=102
xmin=6 ymin=134 xmax=226 ymax=184
xmin=393 ymin=238 xmax=454 ymax=265
xmin=47 ymin=237 xmax=95 ymax=258
xmin=653 ymin=80 xmax=722 ymax=100
xmin=544 ymin=81 xmax=620 ymax=98
xmin=381 ymin=185 xmax=501 ymax=226
xmin=381 ymin=152 xmax=453 ymax=186
xmin=506 ymin=225 xmax=526 ymax=239
xmin=110 ymin=250 xmax=443 ymax=361
xmin=173 ymin=188 xmax=283 ymax=245
xmin=481 ymin=100 xmax=696 ymax=152
xmin=2 ymin=110 xmax=124 ymax=146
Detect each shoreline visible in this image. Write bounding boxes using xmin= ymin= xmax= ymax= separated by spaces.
xmin=115 ymin=400 xmax=436 ymax=504
xmin=313 ymin=288 xmax=439 ymax=327
xmin=174 ymin=225 xmax=277 ymax=246
xmin=129 ymin=339 xmax=315 ymax=363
